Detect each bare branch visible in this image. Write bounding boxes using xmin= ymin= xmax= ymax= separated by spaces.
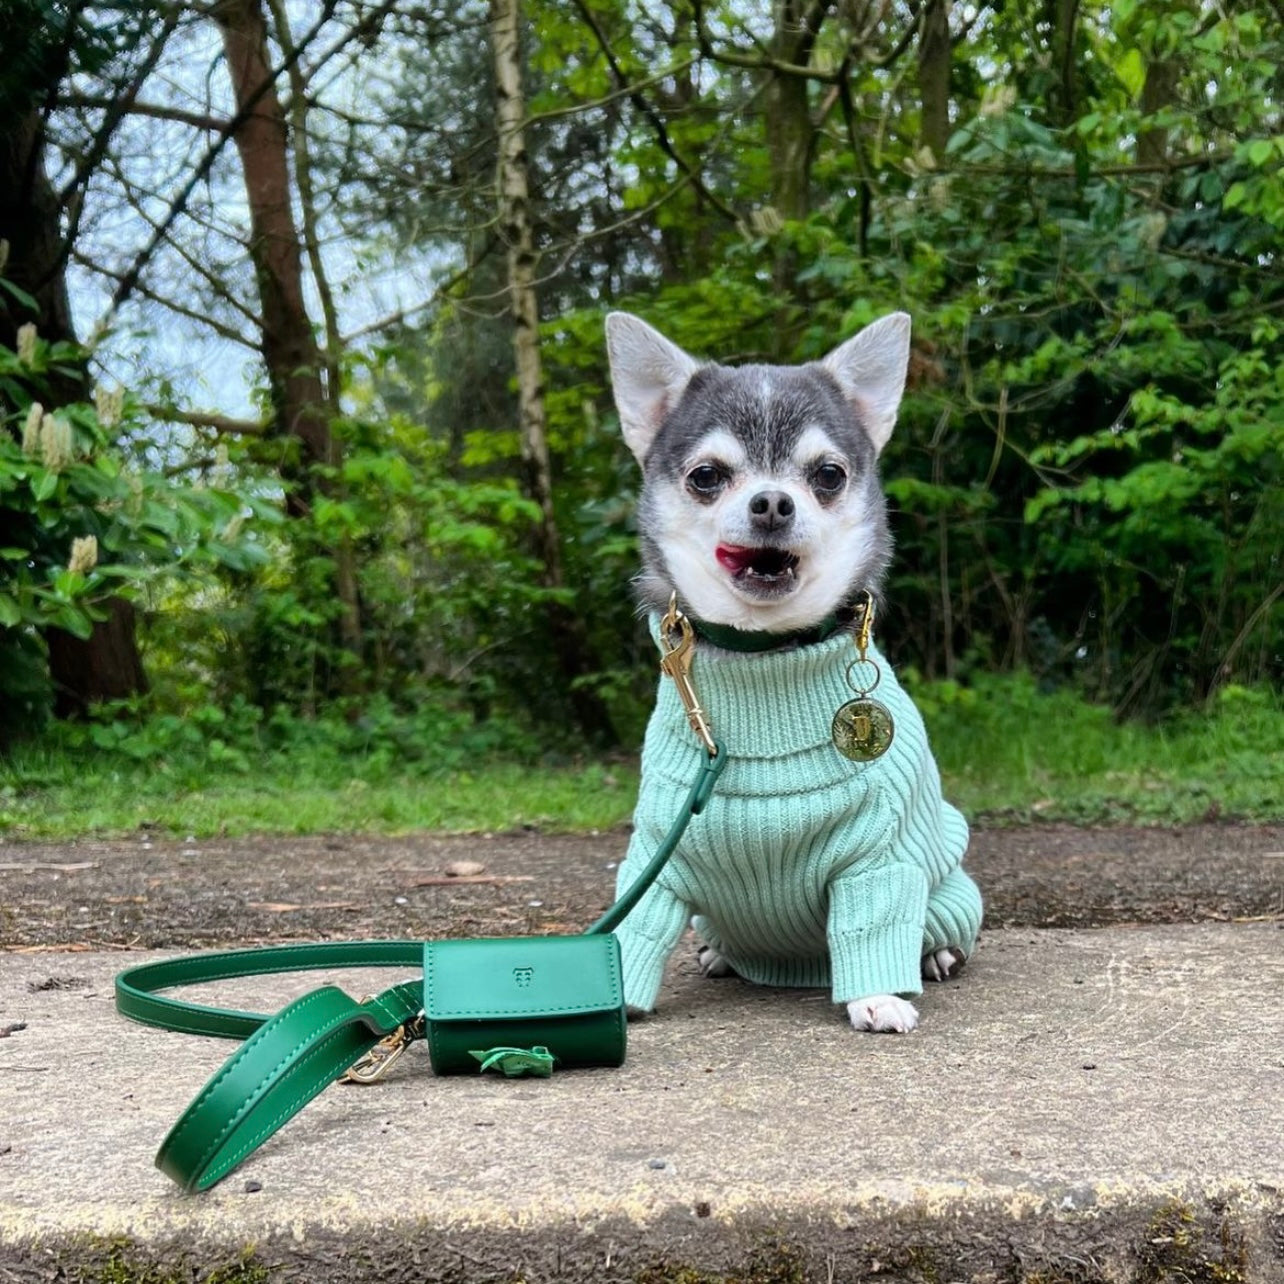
xmin=99 ymin=0 xmax=394 ymax=325
xmin=72 ymin=250 xmax=258 ymax=349
xmin=569 ymin=0 xmax=741 ymax=225
xmin=144 ymin=403 xmax=267 ymax=435
xmin=340 ymin=241 xmax=495 ymax=343
xmin=837 ymin=73 xmax=873 ymax=257
xmin=45 ymin=6 xmax=183 ymax=287
xmin=525 ymin=57 xmax=698 ymax=127
xmin=99 ymin=153 xmax=263 ymax=332
xmin=60 ymin=94 xmax=230 ymax=133
xmin=875 ymin=1 xmax=923 ymax=69
xmin=691 ymin=0 xmax=840 ymax=82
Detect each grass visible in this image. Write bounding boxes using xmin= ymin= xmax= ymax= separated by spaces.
xmin=0 ymin=755 xmax=637 ymax=838
xmin=918 ymin=673 xmax=1283 ymax=825
xmin=0 ymin=677 xmax=1279 ymax=839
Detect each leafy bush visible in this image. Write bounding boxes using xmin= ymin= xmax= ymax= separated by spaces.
xmin=0 ymin=319 xmax=272 ymax=735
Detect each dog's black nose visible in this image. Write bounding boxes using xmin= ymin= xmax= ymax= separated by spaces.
xmin=748 ymin=490 xmax=795 ymax=532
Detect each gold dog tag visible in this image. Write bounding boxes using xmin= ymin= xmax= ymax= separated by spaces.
xmin=831 ymin=592 xmax=895 ymax=762
xmin=832 ymin=697 xmax=894 ymax=761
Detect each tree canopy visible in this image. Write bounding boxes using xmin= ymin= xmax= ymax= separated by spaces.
xmin=1 ymin=0 xmax=1280 ymax=746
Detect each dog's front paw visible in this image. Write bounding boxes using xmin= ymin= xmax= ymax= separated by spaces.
xmin=921 ymin=946 xmax=967 ymax=983
xmin=696 ymin=945 xmax=736 ymax=978
xmin=846 ymin=995 xmax=919 ymax=1033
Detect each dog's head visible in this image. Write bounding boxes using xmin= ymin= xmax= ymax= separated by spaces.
xmin=605 ymin=312 xmax=911 ymax=632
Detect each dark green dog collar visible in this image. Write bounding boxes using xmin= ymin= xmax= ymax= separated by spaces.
xmin=689 ymin=609 xmax=855 ymax=653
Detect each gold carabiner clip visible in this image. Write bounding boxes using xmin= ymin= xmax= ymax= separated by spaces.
xmin=341 ymin=1014 xmax=424 ymax=1085
xmin=659 ymin=593 xmax=718 ymax=757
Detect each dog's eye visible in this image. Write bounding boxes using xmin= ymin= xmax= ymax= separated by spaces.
xmin=687 ymin=464 xmax=727 ymax=497
xmin=811 ymin=463 xmax=847 ymax=495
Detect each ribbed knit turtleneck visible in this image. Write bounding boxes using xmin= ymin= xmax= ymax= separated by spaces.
xmin=614 ymin=618 xmax=983 ymax=1010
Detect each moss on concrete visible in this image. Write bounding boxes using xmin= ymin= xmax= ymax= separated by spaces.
xmin=7 ymin=1192 xmax=1275 ymax=1284
xmin=1137 ymin=1200 xmax=1249 ymax=1284
xmin=63 ymin=1237 xmax=272 ymax=1284
xmin=635 ymin=1239 xmax=808 ymax=1284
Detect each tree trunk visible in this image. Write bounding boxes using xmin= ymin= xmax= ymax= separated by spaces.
xmin=2 ymin=108 xmax=150 ymax=715
xmin=0 ymin=114 xmax=78 ymax=371
xmin=1137 ymin=55 xmax=1179 ymax=168
xmin=763 ymin=0 xmax=824 ymax=222
xmin=1048 ymin=0 xmax=1079 ymax=127
xmin=212 ymin=0 xmax=363 ymax=668
xmin=917 ymin=0 xmax=952 ymax=159
xmin=760 ymin=0 xmax=827 ymax=343
xmin=46 ymin=599 xmax=150 ymax=718
xmin=490 ymin=0 xmax=614 ymax=744
xmin=491 ymin=0 xmax=562 ymax=591
xmin=764 ymin=69 xmax=813 ymax=223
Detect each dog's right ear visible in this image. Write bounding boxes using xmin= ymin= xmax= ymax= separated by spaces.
xmin=605 ymin=312 xmax=700 ymax=464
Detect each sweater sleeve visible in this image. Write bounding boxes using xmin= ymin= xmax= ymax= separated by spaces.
xmin=826 ymin=861 xmax=930 ymax=1002
xmin=611 ymin=840 xmax=691 ymax=1011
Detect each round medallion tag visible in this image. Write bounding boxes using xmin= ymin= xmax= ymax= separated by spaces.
xmin=831 ymin=697 xmax=895 ymax=762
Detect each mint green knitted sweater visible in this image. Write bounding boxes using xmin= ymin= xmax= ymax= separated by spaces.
xmin=615 ymin=624 xmax=982 ymax=1010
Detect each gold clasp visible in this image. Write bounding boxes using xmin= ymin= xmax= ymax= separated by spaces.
xmin=855 ymin=590 xmax=876 ymax=662
xmin=659 ymin=594 xmax=718 ymax=757
xmin=341 ymin=1014 xmax=424 ymax=1085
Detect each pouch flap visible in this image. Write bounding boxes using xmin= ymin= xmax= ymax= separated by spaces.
xmin=423 ymin=934 xmax=622 ymax=1021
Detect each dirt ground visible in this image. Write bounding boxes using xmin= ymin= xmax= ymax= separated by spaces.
xmin=1 ymin=821 xmax=1280 ymax=949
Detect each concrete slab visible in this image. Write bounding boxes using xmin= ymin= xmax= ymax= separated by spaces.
xmin=2 ymin=922 xmax=1283 ymax=1281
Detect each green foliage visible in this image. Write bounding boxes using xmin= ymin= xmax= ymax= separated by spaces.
xmin=913 ymin=674 xmax=1283 ymax=824
xmin=0 ymin=698 xmax=628 ymax=838
xmin=525 ymin=0 xmax=1283 ymax=718
xmin=193 ymin=410 xmax=567 ymax=720
xmin=0 ymin=324 xmax=272 ymax=733
xmin=2 ymin=674 xmax=1278 ymax=838
xmin=7 ymin=0 xmax=1282 ymax=768
xmin=301 ymin=0 xmax=1284 ymax=737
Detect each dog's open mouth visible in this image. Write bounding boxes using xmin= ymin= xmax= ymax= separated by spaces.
xmin=716 ymin=544 xmax=800 ymax=596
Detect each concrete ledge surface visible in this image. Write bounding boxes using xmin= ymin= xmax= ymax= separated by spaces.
xmin=2 ymin=923 xmax=1283 ymax=1281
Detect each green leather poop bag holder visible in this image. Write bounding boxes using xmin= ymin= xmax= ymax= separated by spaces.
xmin=115 ymin=600 xmax=726 ymax=1192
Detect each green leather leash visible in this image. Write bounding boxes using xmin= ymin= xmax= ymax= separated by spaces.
xmin=116 ymin=737 xmax=727 ymax=1191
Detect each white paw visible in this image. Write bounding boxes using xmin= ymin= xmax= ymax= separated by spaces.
xmin=696 ymin=945 xmax=735 ymax=978
xmin=847 ymin=994 xmax=919 ymax=1033
xmin=921 ymin=946 xmax=967 ymax=983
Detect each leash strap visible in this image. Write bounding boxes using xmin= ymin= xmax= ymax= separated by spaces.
xmin=116 ymin=940 xmax=423 ymax=1040
xmin=154 ymin=981 xmax=421 ymax=1191
xmin=117 ymin=742 xmax=727 ymax=1191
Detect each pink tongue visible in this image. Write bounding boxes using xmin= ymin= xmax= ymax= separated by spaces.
xmin=716 ymin=545 xmax=754 ymax=574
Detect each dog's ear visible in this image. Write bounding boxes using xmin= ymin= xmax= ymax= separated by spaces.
xmin=820 ymin=313 xmax=911 ymax=456
xmin=605 ymin=312 xmax=700 ymax=463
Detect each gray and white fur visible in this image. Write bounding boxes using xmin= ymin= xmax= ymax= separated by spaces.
xmin=605 ymin=311 xmax=910 ymax=633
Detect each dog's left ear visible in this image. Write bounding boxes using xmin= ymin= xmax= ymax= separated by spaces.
xmin=821 ymin=312 xmax=911 ymax=456
xmin=605 ymin=312 xmax=701 ymax=464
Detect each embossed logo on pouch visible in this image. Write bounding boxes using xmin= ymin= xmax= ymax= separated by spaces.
xmin=513 ymin=966 xmax=534 ymax=988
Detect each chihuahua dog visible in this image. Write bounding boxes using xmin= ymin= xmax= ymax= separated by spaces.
xmin=604 ymin=311 xmax=982 ymax=1033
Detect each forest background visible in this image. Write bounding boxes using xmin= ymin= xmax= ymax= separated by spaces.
xmin=0 ymin=0 xmax=1280 ymax=835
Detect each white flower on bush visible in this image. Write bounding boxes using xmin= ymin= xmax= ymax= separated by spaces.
xmin=68 ymin=535 xmax=98 ymax=575
xmin=94 ymin=385 xmax=125 ymax=429
xmin=40 ymin=413 xmax=74 ymax=472
xmin=16 ymin=323 xmax=37 ymax=366
xmin=22 ymin=402 xmax=43 ymax=456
